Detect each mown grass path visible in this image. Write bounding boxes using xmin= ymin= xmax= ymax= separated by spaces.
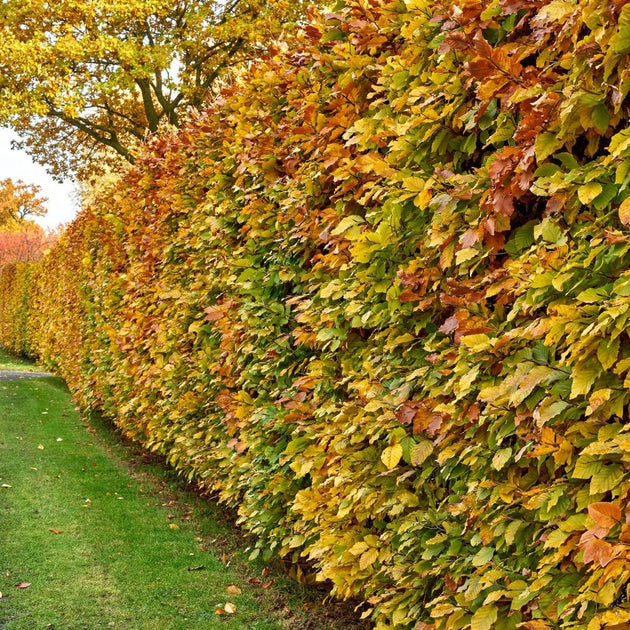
xmin=0 ymin=351 xmax=361 ymax=630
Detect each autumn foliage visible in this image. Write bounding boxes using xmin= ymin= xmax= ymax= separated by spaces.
xmin=6 ymin=0 xmax=630 ymax=627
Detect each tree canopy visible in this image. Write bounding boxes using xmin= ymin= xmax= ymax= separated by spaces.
xmin=0 ymin=0 xmax=319 ymax=180
xmin=0 ymin=178 xmax=47 ymax=230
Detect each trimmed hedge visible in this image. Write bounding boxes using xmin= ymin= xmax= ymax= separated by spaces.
xmin=0 ymin=262 xmax=35 ymax=357
xmin=5 ymin=0 xmax=630 ymax=627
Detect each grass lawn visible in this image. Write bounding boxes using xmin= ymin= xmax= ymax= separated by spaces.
xmin=0 ymin=349 xmax=44 ymax=372
xmin=0 ymin=348 xmax=362 ymax=629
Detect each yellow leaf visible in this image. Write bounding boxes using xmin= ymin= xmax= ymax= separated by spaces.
xmin=402 ymin=176 xmax=425 ymax=192
xmin=359 ymin=547 xmax=379 ymax=570
xmin=414 ymin=189 xmax=432 ymax=209
xmin=381 ymin=444 xmax=403 ymax=469
xmin=586 ymin=388 xmax=611 ymax=415
xmin=348 ymin=541 xmax=369 ymax=556
xmin=226 ymin=585 xmax=242 ymax=596
xmin=471 ymin=604 xmax=498 ymax=630
xmin=578 ymin=182 xmax=603 ymax=205
xmin=619 ymin=197 xmax=630 ymax=226
xmin=491 ymin=447 xmax=511 ymax=471
xmin=455 ymin=247 xmax=477 ymax=264
xmin=224 ymin=602 xmax=236 ymax=614
xmin=410 ymin=440 xmax=433 ymax=466
xmin=570 ymin=363 xmax=600 ymax=399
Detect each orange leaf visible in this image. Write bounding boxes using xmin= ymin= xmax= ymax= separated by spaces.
xmin=588 ymin=502 xmax=621 ymax=534
xmin=582 ymin=538 xmax=615 ymax=567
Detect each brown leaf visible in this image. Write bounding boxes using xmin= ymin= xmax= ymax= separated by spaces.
xmin=438 ymin=314 xmax=459 ymax=335
xmin=48 ymin=528 xmax=63 ymax=534
xmin=14 ymin=582 xmax=31 ymax=589
xmin=226 ymin=585 xmax=242 ymax=595
xmin=224 ymin=602 xmax=236 ymax=614
xmin=204 ymin=306 xmax=223 ymax=321
xmin=395 ymin=403 xmax=417 ymax=425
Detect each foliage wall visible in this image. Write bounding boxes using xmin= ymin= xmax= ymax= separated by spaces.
xmin=4 ymin=0 xmax=630 ymax=627
xmin=0 ymin=262 xmax=34 ymax=356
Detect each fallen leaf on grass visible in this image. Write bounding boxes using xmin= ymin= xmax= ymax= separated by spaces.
xmin=168 ymin=523 xmax=179 ymax=530
xmin=49 ymin=529 xmax=63 ymax=534
xmin=14 ymin=583 xmax=31 ymax=589
xmin=37 ymin=445 xmax=44 ymax=450
xmin=1 ymin=484 xmax=12 ymax=489
xmin=226 ymin=585 xmax=242 ymax=595
xmin=215 ymin=602 xmax=236 ymax=615
xmin=187 ymin=565 xmax=205 ymax=572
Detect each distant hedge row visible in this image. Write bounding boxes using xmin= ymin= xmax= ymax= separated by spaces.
xmin=5 ymin=0 xmax=630 ymax=627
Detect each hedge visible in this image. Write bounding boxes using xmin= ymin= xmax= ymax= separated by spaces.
xmin=4 ymin=0 xmax=630 ymax=627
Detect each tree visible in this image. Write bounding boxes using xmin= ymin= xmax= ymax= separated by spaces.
xmin=0 ymin=0 xmax=320 ymax=180
xmin=0 ymin=224 xmax=59 ymax=267
xmin=0 ymin=179 xmax=48 ymax=229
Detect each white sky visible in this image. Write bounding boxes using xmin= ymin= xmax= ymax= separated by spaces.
xmin=0 ymin=128 xmax=79 ymax=230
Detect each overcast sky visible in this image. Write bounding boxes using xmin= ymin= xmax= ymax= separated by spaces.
xmin=0 ymin=128 xmax=78 ymax=230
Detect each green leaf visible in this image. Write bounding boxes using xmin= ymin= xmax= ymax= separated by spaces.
xmin=591 ymin=104 xmax=611 ymax=134
xmin=576 ymin=287 xmax=608 ymax=303
xmin=540 ymin=220 xmax=565 ymax=244
xmin=534 ymin=132 xmax=561 ymax=162
xmin=573 ymin=455 xmax=603 ymax=480
xmin=505 ymin=222 xmax=535 ymax=255
xmin=598 ymin=337 xmax=620 ymax=371
xmin=504 ymin=520 xmax=522 ymax=546
xmin=590 ymin=464 xmax=625 ymax=495
xmin=592 ymin=184 xmax=618 ymax=211
xmin=611 ymin=4 xmax=630 ymax=54
xmin=471 ymin=546 xmax=494 ymax=567
xmin=321 ymin=28 xmax=347 ymax=43
xmin=535 ymin=399 xmax=569 ymax=425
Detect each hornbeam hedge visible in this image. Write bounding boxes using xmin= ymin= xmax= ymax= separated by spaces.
xmin=5 ymin=0 xmax=630 ymax=626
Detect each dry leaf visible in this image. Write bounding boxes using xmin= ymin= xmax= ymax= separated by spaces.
xmin=14 ymin=582 xmax=31 ymax=589
xmin=226 ymin=585 xmax=242 ymax=595
xmin=49 ymin=528 xmax=63 ymax=534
